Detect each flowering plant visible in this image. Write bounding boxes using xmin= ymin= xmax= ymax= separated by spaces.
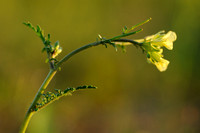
xmin=19 ymin=18 xmax=177 ymax=133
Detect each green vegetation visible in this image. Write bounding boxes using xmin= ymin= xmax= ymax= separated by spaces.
xmin=19 ymin=18 xmax=176 ymax=133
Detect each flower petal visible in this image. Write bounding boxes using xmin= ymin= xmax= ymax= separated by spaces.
xmin=163 ymin=41 xmax=173 ymax=50
xmin=163 ymin=31 xmax=177 ymax=42
xmin=154 ymin=58 xmax=170 ymax=72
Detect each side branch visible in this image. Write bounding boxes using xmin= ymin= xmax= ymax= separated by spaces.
xmin=55 ymin=39 xmax=140 ymax=69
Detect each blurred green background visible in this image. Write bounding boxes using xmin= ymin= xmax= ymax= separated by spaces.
xmin=0 ymin=0 xmax=200 ymax=132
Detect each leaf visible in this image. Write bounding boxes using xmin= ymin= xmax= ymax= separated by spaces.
xmin=23 ymin=22 xmax=36 ymax=31
xmin=34 ymin=85 xmax=97 ymax=111
xmin=24 ymin=22 xmax=46 ymax=43
xmin=129 ymin=18 xmax=152 ymax=31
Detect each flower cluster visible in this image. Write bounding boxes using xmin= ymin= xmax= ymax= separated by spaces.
xmin=136 ymin=31 xmax=177 ymax=72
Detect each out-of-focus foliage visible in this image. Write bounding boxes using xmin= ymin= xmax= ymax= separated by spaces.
xmin=0 ymin=0 xmax=199 ymax=133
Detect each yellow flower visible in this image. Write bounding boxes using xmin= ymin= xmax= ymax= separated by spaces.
xmin=146 ymin=49 xmax=169 ymax=72
xmin=144 ymin=31 xmax=177 ymax=50
xmin=154 ymin=58 xmax=169 ymax=72
xmin=135 ymin=30 xmax=177 ymax=72
xmin=113 ymin=30 xmax=176 ymax=72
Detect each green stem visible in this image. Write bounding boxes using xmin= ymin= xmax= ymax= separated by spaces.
xmin=55 ymin=41 xmax=103 ymax=68
xmin=19 ymin=38 xmax=140 ymax=133
xmin=56 ymin=39 xmax=140 ymax=69
xmin=19 ymin=111 xmax=34 ymax=133
xmin=19 ymin=69 xmax=57 ymax=133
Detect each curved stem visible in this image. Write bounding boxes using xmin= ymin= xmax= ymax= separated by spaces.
xmin=19 ymin=38 xmax=139 ymax=133
xmin=19 ymin=111 xmax=34 ymax=133
xmin=19 ymin=69 xmax=57 ymax=133
xmin=55 ymin=41 xmax=102 ymax=69
xmin=55 ymin=39 xmax=140 ymax=69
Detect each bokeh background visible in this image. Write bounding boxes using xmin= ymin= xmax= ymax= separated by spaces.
xmin=0 ymin=0 xmax=200 ymax=132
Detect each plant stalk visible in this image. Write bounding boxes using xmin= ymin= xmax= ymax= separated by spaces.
xmin=19 ymin=69 xmax=57 ymax=133
xmin=19 ymin=38 xmax=140 ymax=133
xmin=56 ymin=39 xmax=140 ymax=68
